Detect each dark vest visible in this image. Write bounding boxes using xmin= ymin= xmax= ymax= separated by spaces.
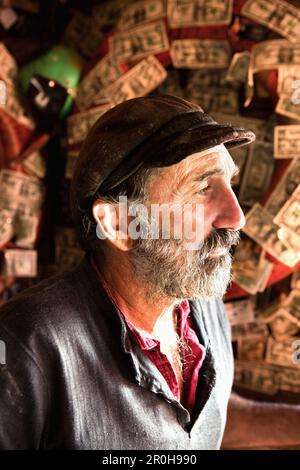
xmin=0 ymin=256 xmax=233 ymax=450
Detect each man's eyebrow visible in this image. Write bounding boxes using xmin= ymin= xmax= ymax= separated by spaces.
xmin=194 ymin=164 xmax=239 ymax=182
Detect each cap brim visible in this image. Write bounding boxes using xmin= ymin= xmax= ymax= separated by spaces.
xmin=100 ymin=123 xmax=256 ymax=192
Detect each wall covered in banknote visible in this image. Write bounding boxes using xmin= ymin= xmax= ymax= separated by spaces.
xmin=0 ymin=0 xmax=300 ymax=403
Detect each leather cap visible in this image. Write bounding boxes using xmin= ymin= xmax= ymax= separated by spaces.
xmin=70 ymin=94 xmax=256 ymax=225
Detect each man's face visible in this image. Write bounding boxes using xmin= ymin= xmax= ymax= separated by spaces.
xmin=128 ymin=144 xmax=245 ymax=301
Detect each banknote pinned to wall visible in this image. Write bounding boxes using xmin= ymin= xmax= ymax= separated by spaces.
xmin=155 ymin=69 xmax=183 ymax=97
xmin=225 ymin=51 xmax=250 ymax=84
xmin=274 ymin=183 xmax=300 ymax=245
xmin=0 ymin=81 xmax=35 ymax=130
xmin=278 ymin=367 xmax=300 ymax=394
xmin=237 ymin=337 xmax=267 ymax=361
xmin=185 ymin=69 xmax=233 ymax=90
xmin=185 ymin=86 xmax=239 ymax=115
xmin=263 ymin=307 xmax=300 ymax=340
xmin=224 ymin=298 xmax=255 ymax=325
xmin=67 ymin=103 xmax=112 ymax=146
xmin=116 ymin=0 xmax=166 ymax=31
xmin=266 ymin=336 xmax=300 ymax=369
xmin=13 ymin=213 xmax=39 ymax=249
xmin=238 ymin=140 xmax=274 ymax=208
xmin=276 ymin=93 xmax=300 ymax=121
xmin=231 ymin=320 xmax=269 ymax=341
xmin=0 ymin=42 xmax=18 ymax=85
xmin=23 ymin=150 xmax=46 ymax=179
xmin=167 ymin=0 xmax=233 ymax=28
xmin=281 ymin=289 xmax=300 ymax=325
xmin=75 ymin=54 xmax=125 ymax=111
xmin=242 ymin=203 xmax=300 ymax=267
xmin=0 ymin=209 xmax=14 ymax=249
xmin=109 ymin=20 xmax=170 ymax=63
xmin=265 ymin=158 xmax=300 ymax=217
xmin=277 ymin=66 xmax=300 ymax=95
xmin=241 ymin=0 xmax=300 ymax=43
xmin=1 ymin=248 xmax=38 ymax=278
xmin=234 ymin=360 xmax=280 ymax=395
xmin=170 ymin=39 xmax=231 ymax=69
xmin=274 ymin=125 xmax=300 ymax=159
xmin=232 ymin=237 xmax=274 ymax=295
xmin=277 ymin=226 xmax=300 ymax=255
xmin=0 ymin=169 xmax=44 ymax=216
xmin=183 ymin=69 xmax=240 ymax=114
xmin=103 ymin=55 xmax=167 ymax=105
xmin=245 ymin=39 xmax=300 ymax=107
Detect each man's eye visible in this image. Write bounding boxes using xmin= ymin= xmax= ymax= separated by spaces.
xmin=198 ymin=185 xmax=211 ymax=194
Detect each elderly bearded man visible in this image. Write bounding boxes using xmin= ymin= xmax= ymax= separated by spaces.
xmin=0 ymin=95 xmax=299 ymax=450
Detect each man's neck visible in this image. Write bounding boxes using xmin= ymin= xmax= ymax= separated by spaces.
xmin=93 ymin=251 xmax=180 ymax=339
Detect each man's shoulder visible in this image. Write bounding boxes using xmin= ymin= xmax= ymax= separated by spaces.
xmin=0 ymin=257 xmax=92 ymax=339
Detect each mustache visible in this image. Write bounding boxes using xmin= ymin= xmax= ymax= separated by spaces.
xmin=202 ymin=228 xmax=241 ymax=254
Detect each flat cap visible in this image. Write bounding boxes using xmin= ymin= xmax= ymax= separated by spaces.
xmin=70 ymin=93 xmax=256 ymax=225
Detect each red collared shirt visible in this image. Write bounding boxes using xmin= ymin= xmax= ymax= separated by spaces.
xmin=91 ymin=257 xmax=206 ymax=416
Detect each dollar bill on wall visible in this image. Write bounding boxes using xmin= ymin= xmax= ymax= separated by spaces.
xmin=278 ymin=367 xmax=300 ymax=393
xmin=186 ymin=87 xmax=239 ymax=115
xmin=242 ymin=203 xmax=300 ymax=267
xmin=170 ymin=39 xmax=231 ymax=69
xmin=224 ymin=298 xmax=255 ymax=325
xmin=276 ymin=93 xmax=300 ymax=121
xmin=274 ymin=125 xmax=300 ymax=158
xmin=231 ymin=320 xmax=269 ymax=341
xmin=281 ymin=288 xmax=300 ymax=323
xmin=0 ymin=169 xmax=44 ymax=216
xmin=237 ymin=337 xmax=267 ymax=361
xmin=274 ymin=183 xmax=300 ymax=243
xmin=1 ymin=248 xmax=37 ymax=277
xmin=109 ymin=20 xmax=169 ymax=63
xmin=225 ymin=51 xmax=250 ymax=84
xmin=232 ymin=237 xmax=273 ymax=294
xmin=277 ymin=66 xmax=300 ymax=95
xmin=103 ymin=55 xmax=167 ymax=105
xmin=0 ymin=209 xmax=14 ymax=249
xmin=238 ymin=141 xmax=274 ymax=207
xmin=0 ymin=81 xmax=35 ymax=130
xmin=265 ymin=158 xmax=300 ymax=216
xmin=75 ymin=54 xmax=125 ymax=111
xmin=0 ymin=42 xmax=18 ymax=84
xmin=241 ymin=0 xmax=300 ymax=43
xmin=167 ymin=0 xmax=233 ymax=28
xmin=266 ymin=336 xmax=300 ymax=369
xmin=263 ymin=308 xmax=300 ymax=339
xmin=13 ymin=213 xmax=39 ymax=249
xmin=245 ymin=39 xmax=300 ymax=107
xmin=23 ymin=150 xmax=46 ymax=179
xmin=234 ymin=360 xmax=280 ymax=395
xmin=117 ymin=0 xmax=166 ymax=31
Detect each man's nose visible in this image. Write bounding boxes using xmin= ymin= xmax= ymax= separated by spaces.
xmin=212 ymin=186 xmax=246 ymax=231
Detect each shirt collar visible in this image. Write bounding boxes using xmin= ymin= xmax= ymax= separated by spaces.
xmin=90 ymin=254 xmax=191 ymax=351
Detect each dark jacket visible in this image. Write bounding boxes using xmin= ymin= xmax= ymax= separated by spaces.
xmin=0 ymin=256 xmax=233 ymax=450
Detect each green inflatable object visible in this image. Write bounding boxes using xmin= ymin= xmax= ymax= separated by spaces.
xmin=19 ymin=46 xmax=83 ymax=118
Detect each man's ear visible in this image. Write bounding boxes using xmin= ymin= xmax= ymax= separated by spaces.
xmin=92 ymin=199 xmax=131 ymax=251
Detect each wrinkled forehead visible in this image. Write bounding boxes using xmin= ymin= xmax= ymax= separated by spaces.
xmin=183 ymin=143 xmax=235 ymax=174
